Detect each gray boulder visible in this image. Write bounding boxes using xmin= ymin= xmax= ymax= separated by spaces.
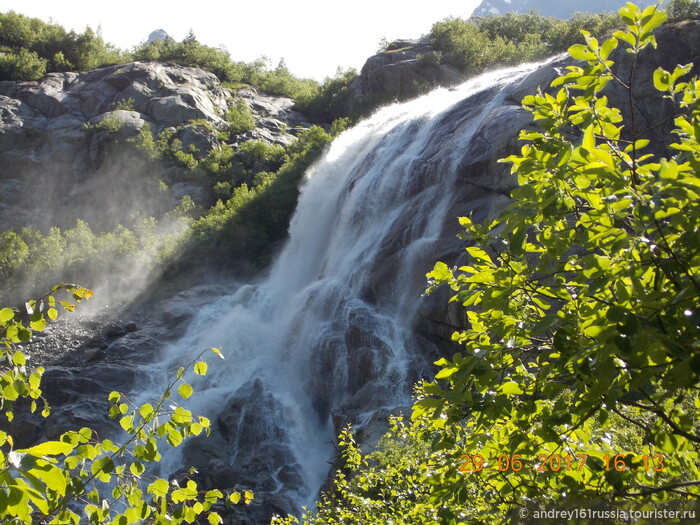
xmin=348 ymin=37 xmax=464 ymax=110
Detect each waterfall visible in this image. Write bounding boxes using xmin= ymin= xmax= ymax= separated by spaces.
xmin=138 ymin=59 xmax=555 ymax=517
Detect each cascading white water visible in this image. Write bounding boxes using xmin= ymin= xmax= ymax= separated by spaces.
xmin=137 ymin=59 xmax=553 ymax=514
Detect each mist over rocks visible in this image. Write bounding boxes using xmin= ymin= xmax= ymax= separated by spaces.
xmin=0 ymin=61 xmax=306 ymax=231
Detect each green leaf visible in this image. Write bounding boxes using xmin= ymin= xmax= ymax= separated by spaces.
xmin=3 ymin=383 xmax=18 ymax=401
xmin=435 ymin=367 xmax=458 ymax=380
xmin=654 ymin=68 xmax=670 ymax=91
xmin=17 ymin=327 xmax=32 ymax=342
xmin=167 ymin=429 xmax=183 ymax=447
xmin=24 ymin=440 xmax=74 ymax=456
xmin=129 ymin=461 xmax=145 ymax=476
xmin=91 ymin=456 xmax=115 ymax=476
xmin=172 ymin=407 xmax=192 ymax=424
xmin=139 ymin=403 xmax=154 ymax=419
xmin=427 ymin=261 xmax=451 ymax=282
xmin=29 ymin=317 xmax=46 ymax=332
xmin=582 ymin=125 xmax=595 ymax=150
xmin=568 ymin=43 xmax=592 ymax=61
xmin=229 ymin=492 xmax=241 ymax=504
xmin=119 ymin=415 xmax=134 ymax=432
xmin=465 ymin=246 xmax=492 ymax=264
xmin=32 ymin=464 xmax=68 ymax=496
xmin=655 ymin=430 xmax=679 ymax=453
xmin=147 ymin=478 xmax=169 ymax=499
xmin=499 ymin=382 xmax=524 ymax=395
xmin=177 ymin=383 xmax=193 ymax=399
xmin=194 ymin=361 xmax=208 ymax=376
xmin=0 ymin=307 xmax=14 ymax=324
xmin=208 ymin=512 xmax=223 ymax=525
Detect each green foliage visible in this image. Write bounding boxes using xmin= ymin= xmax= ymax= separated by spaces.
xmin=420 ymin=1 xmax=700 ymax=515
xmin=252 ymin=59 xmax=318 ymax=100
xmin=225 ymin=98 xmax=256 ymax=135
xmin=430 ymin=10 xmax=622 ymax=74
xmin=0 ymin=217 xmax=189 ymax=305
xmin=119 ymin=113 xmax=331 ymax=276
xmin=0 ymin=286 xmax=251 ymax=523
xmin=294 ymin=68 xmax=358 ymax=123
xmin=131 ymin=30 xmax=235 ymax=82
xmin=667 ymin=0 xmax=700 ymax=20
xmin=132 ymin=35 xmax=319 ymax=100
xmin=180 ymin=126 xmax=332 ymax=269
xmin=112 ymin=97 xmax=135 ymax=111
xmin=0 ymin=232 xmax=29 ymax=282
xmin=83 ymin=113 xmax=124 ymax=134
xmin=272 ymin=420 xmax=457 ymax=525
xmin=0 ymin=11 xmax=125 ymax=80
xmin=0 ymin=48 xmax=47 ymax=81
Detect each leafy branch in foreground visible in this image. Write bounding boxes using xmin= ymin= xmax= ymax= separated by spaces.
xmin=0 ymin=285 xmax=252 ymax=524
xmin=420 ymin=0 xmax=699 ymax=514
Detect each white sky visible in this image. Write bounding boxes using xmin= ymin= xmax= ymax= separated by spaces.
xmin=1 ymin=1 xmax=481 ymax=80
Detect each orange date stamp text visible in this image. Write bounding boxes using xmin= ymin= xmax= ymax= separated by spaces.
xmin=458 ymin=453 xmax=666 ymax=473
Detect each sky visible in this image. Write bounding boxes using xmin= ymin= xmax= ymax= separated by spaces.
xmin=2 ymin=0 xmax=481 ymax=80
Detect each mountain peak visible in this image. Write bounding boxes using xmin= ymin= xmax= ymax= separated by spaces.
xmin=472 ymin=0 xmax=656 ymax=19
xmin=147 ymin=29 xmax=172 ymax=44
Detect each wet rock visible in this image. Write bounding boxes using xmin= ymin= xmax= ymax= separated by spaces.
xmin=83 ymin=346 xmax=106 ymax=362
xmin=0 ymin=411 xmax=43 ymax=448
xmin=177 ymin=125 xmax=221 ymax=158
xmin=162 ymin=305 xmax=194 ymax=328
xmin=331 ymin=381 xmax=390 ymax=433
xmin=344 ymin=320 xmax=394 ymax=395
xmin=159 ymin=284 xmax=231 ymax=331
xmin=41 ymin=368 xmax=105 ymax=405
xmin=86 ymin=335 xmax=109 ymax=349
xmin=355 ymin=406 xmax=410 ymax=454
xmin=44 ymin=399 xmax=116 ymax=440
xmin=183 ymin=377 xmax=307 ymax=513
xmin=277 ymin=464 xmax=305 ymax=488
xmin=104 ymin=322 xmax=127 ymax=338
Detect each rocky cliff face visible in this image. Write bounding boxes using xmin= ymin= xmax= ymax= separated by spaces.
xmin=0 ymin=61 xmax=307 ymax=231
xmin=472 ymin=0 xmax=656 ymax=18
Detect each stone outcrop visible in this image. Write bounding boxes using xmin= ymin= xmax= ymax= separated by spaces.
xmin=348 ymin=37 xmax=464 ymax=110
xmin=0 ymin=61 xmax=306 ymax=231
